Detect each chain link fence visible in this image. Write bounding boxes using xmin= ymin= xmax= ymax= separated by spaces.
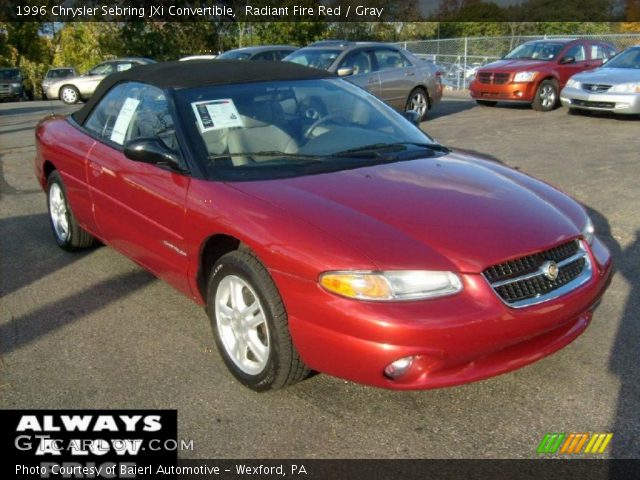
xmin=397 ymin=34 xmax=640 ymax=90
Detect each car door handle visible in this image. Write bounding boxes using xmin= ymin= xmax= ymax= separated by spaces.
xmin=89 ymin=163 xmax=103 ymax=177
xmin=405 ymin=70 xmax=415 ymax=76
xmin=367 ymin=77 xmax=377 ymax=84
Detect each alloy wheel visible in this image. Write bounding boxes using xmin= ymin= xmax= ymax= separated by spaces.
xmin=48 ymin=183 xmax=70 ymax=242
xmin=61 ymin=87 xmax=78 ymax=104
xmin=215 ymin=275 xmax=270 ymax=375
xmin=539 ymin=84 xmax=556 ymax=108
xmin=409 ymin=91 xmax=427 ymax=117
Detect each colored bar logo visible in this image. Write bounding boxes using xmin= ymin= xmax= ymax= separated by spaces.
xmin=537 ymin=433 xmax=613 ymax=454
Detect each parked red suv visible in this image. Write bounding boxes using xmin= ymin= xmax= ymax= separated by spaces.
xmin=470 ymin=39 xmax=617 ymax=111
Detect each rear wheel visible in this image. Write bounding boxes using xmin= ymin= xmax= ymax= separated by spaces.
xmin=476 ymin=100 xmax=497 ymax=107
xmin=405 ymin=87 xmax=429 ymax=122
xmin=532 ymin=79 xmax=559 ymax=112
xmin=60 ymin=85 xmax=80 ymax=105
xmin=46 ymin=171 xmax=95 ymax=250
xmin=207 ymin=250 xmax=309 ymax=391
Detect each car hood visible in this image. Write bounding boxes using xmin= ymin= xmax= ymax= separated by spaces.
xmin=570 ymin=67 xmax=640 ymax=84
xmin=480 ymin=59 xmax=550 ymax=72
xmin=228 ymin=152 xmax=586 ymax=273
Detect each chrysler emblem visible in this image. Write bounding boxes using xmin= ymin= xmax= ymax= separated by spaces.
xmin=542 ymin=261 xmax=559 ymax=281
xmin=591 ymin=85 xmax=598 ymax=91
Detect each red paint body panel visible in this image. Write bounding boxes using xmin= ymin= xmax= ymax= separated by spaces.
xmin=34 ymin=116 xmax=612 ymax=390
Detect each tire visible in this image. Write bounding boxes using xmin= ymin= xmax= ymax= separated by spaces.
xmin=405 ymin=87 xmax=429 ymax=122
xmin=532 ymin=79 xmax=559 ymax=112
xmin=476 ymin=100 xmax=497 ymax=107
xmin=46 ymin=171 xmax=95 ymax=251
xmin=60 ymin=85 xmax=80 ymax=105
xmin=206 ymin=250 xmax=309 ymax=391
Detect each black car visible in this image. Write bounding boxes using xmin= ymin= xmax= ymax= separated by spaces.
xmin=0 ymin=68 xmax=28 ymax=101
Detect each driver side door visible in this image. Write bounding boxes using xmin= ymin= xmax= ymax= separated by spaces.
xmin=338 ymin=50 xmax=381 ymax=98
xmin=83 ymin=82 xmax=193 ymax=295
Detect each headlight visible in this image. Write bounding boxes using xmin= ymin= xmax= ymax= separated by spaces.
xmin=513 ymin=71 xmax=537 ymax=83
xmin=582 ymin=216 xmax=595 ymax=245
xmin=319 ymin=270 xmax=463 ymax=301
xmin=566 ymin=78 xmax=580 ymax=88
xmin=11 ymin=83 xmax=21 ymax=88
xmin=610 ymin=82 xmax=640 ymax=94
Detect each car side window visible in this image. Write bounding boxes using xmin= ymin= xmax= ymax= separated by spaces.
xmin=590 ymin=44 xmax=605 ymax=60
xmin=373 ymin=49 xmax=410 ymax=71
xmin=116 ymin=62 xmax=134 ymax=72
xmin=339 ymin=51 xmax=372 ymax=76
xmin=605 ymin=46 xmax=617 ymax=60
xmin=564 ymin=44 xmax=586 ymax=62
xmin=84 ymin=83 xmax=130 ymax=140
xmin=253 ymin=51 xmax=275 ymax=61
xmin=88 ymin=63 xmax=115 ymax=76
xmin=124 ymin=85 xmax=180 ymax=156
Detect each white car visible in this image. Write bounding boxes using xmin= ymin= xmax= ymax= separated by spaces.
xmin=45 ymin=58 xmax=155 ymax=104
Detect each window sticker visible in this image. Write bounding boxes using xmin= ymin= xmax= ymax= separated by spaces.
xmin=191 ymin=99 xmax=244 ymax=132
xmin=110 ymin=97 xmax=140 ymax=145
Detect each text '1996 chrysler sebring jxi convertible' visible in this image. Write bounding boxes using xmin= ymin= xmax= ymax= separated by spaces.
xmin=34 ymin=61 xmax=612 ymax=391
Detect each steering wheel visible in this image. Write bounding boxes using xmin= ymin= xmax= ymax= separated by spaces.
xmin=303 ymin=114 xmax=344 ymax=139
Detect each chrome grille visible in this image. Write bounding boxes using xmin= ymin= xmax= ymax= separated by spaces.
xmin=0 ymin=84 xmax=10 ymax=94
xmin=483 ymin=240 xmax=591 ymax=308
xmin=477 ymin=72 xmax=510 ymax=85
xmin=582 ymin=83 xmax=612 ymax=93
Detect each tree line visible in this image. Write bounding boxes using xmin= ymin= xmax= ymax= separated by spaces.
xmin=1 ymin=17 xmax=639 ymax=99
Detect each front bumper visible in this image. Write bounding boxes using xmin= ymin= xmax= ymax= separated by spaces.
xmin=561 ymin=86 xmax=640 ymax=114
xmin=274 ymin=237 xmax=612 ymax=390
xmin=469 ymin=79 xmax=537 ymax=103
xmin=0 ymin=84 xmax=24 ymax=99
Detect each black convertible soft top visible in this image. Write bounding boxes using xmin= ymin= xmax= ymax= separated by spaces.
xmin=73 ymin=60 xmax=335 ymax=125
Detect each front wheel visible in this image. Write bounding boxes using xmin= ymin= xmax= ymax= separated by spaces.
xmin=207 ymin=250 xmax=309 ymax=391
xmin=405 ymin=87 xmax=429 ymax=122
xmin=532 ymin=79 xmax=559 ymax=112
xmin=46 ymin=171 xmax=95 ymax=250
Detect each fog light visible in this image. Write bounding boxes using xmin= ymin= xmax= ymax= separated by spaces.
xmin=384 ymin=356 xmax=414 ymax=379
xmin=515 ymin=91 xmax=523 ymax=97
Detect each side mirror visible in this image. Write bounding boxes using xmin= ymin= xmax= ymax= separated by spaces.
xmin=337 ymin=67 xmax=354 ymax=77
xmin=559 ymin=56 xmax=575 ymax=65
xmin=402 ymin=110 xmax=421 ymax=126
xmin=124 ymin=138 xmax=184 ymax=172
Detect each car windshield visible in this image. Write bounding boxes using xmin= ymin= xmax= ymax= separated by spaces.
xmin=604 ymin=47 xmax=640 ymax=69
xmin=0 ymin=69 xmax=20 ymax=80
xmin=284 ymin=49 xmax=341 ymax=70
xmin=217 ymin=51 xmax=252 ymax=60
xmin=504 ymin=42 xmax=565 ymax=61
xmin=46 ymin=69 xmax=75 ymax=79
xmin=177 ymin=78 xmax=443 ymax=181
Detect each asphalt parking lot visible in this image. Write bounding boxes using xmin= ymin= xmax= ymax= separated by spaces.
xmin=0 ymin=96 xmax=638 ymax=459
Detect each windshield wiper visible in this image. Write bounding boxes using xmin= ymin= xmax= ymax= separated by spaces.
xmin=208 ymin=151 xmax=329 ymax=164
xmin=333 ymin=142 xmax=449 ymax=157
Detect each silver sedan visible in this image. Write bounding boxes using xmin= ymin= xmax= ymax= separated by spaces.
xmin=285 ymin=41 xmax=442 ymax=121
xmin=45 ymin=58 xmax=155 ymax=104
xmin=560 ymin=45 xmax=640 ymax=115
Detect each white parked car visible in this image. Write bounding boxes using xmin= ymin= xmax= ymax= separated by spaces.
xmin=44 ymin=58 xmax=155 ymax=104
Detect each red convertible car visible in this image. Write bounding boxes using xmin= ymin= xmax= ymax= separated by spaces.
xmin=35 ymin=61 xmax=612 ymax=391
